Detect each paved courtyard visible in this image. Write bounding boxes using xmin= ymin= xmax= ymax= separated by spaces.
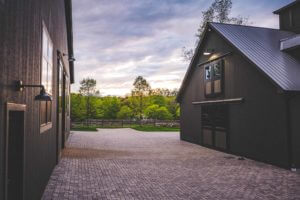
xmin=42 ymin=128 xmax=300 ymax=200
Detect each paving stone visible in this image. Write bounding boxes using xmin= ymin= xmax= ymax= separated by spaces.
xmin=42 ymin=128 xmax=300 ymax=200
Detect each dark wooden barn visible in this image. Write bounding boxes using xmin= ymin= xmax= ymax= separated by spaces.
xmin=177 ymin=1 xmax=300 ymax=169
xmin=0 ymin=0 xmax=74 ymax=199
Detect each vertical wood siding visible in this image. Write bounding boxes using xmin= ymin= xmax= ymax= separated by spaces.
xmin=0 ymin=0 xmax=71 ymax=199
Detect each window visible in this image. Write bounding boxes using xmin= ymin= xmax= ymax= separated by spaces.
xmin=204 ymin=60 xmax=224 ymax=97
xmin=40 ymin=24 xmax=53 ymax=126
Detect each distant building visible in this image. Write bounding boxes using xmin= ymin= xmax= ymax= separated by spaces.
xmin=0 ymin=0 xmax=74 ymax=199
xmin=177 ymin=1 xmax=300 ymax=169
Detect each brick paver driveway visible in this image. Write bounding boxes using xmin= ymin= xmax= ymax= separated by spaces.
xmin=42 ymin=128 xmax=300 ymax=200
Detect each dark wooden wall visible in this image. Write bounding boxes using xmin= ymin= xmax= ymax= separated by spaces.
xmin=180 ymin=30 xmax=290 ymax=168
xmin=0 ymin=0 xmax=71 ymax=199
xmin=279 ymin=3 xmax=300 ymax=33
xmin=291 ymin=95 xmax=300 ymax=168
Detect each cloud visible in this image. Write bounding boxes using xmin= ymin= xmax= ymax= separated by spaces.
xmin=72 ymin=0 xmax=292 ymax=96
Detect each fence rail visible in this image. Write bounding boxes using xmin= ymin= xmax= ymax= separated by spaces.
xmin=72 ymin=119 xmax=180 ymax=128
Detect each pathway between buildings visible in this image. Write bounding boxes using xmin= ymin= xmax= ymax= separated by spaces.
xmin=42 ymin=128 xmax=300 ymax=200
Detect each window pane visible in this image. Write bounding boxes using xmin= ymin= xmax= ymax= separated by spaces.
xmin=42 ymin=30 xmax=48 ymax=59
xmin=214 ymin=62 xmax=222 ymax=79
xmin=205 ymin=66 xmax=212 ymax=80
xmin=214 ymin=80 xmax=222 ymax=93
xmin=40 ymin=102 xmax=47 ymax=125
xmin=42 ymin=58 xmax=48 ymax=89
xmin=48 ymin=42 xmax=53 ymax=64
xmin=47 ymin=101 xmax=52 ymax=123
xmin=206 ymin=82 xmax=212 ymax=95
xmin=47 ymin=64 xmax=52 ymax=94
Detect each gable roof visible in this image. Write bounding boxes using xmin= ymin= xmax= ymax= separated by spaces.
xmin=177 ymin=23 xmax=300 ymax=102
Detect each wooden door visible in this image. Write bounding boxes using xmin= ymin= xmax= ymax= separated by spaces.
xmin=5 ymin=103 xmax=26 ymax=200
xmin=201 ymin=105 xmax=229 ymax=151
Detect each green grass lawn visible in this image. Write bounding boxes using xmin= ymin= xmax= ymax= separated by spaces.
xmin=71 ymin=126 xmax=98 ymax=131
xmin=130 ymin=125 xmax=179 ymax=132
xmin=71 ymin=125 xmax=179 ymax=132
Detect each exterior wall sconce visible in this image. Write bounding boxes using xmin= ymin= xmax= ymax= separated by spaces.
xmin=203 ymin=49 xmax=215 ymax=56
xmin=16 ymin=80 xmax=52 ymax=101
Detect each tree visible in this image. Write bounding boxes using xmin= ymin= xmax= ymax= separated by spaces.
xmin=182 ymin=0 xmax=248 ymax=61
xmin=100 ymin=97 xmax=121 ymax=119
xmin=117 ymin=106 xmax=133 ymax=119
xmin=166 ymin=97 xmax=180 ymax=119
xmin=70 ymin=93 xmax=86 ymax=121
xmin=144 ymin=104 xmax=172 ymax=120
xmin=132 ymin=76 xmax=151 ymax=120
xmin=79 ymin=78 xmax=100 ymax=119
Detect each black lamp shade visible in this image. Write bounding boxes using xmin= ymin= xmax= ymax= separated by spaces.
xmin=34 ymin=89 xmax=52 ymax=101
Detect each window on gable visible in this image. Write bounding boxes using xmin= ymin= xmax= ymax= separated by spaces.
xmin=204 ymin=60 xmax=224 ymax=97
xmin=40 ymin=24 xmax=53 ymax=127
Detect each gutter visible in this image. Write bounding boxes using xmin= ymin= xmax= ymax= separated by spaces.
xmin=64 ymin=0 xmax=75 ymax=84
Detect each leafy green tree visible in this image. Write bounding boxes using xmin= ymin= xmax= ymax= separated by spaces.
xmin=166 ymin=97 xmax=179 ymax=119
xmin=144 ymin=104 xmax=172 ymax=120
xmin=79 ymin=78 xmax=100 ymax=119
xmin=175 ymin=107 xmax=180 ymax=119
xmin=150 ymin=95 xmax=166 ymax=107
xmin=70 ymin=93 xmax=86 ymax=121
xmin=117 ymin=106 xmax=133 ymax=119
xmin=132 ymin=76 xmax=151 ymax=119
xmin=100 ymin=97 xmax=121 ymax=119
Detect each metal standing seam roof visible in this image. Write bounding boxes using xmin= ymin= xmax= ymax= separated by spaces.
xmin=209 ymin=22 xmax=300 ymax=91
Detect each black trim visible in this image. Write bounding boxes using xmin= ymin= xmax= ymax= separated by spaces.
xmin=64 ymin=0 xmax=74 ymax=84
xmin=198 ymin=52 xmax=232 ymax=67
xmin=192 ymin=98 xmax=244 ymax=105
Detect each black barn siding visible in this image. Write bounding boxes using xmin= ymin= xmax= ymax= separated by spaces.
xmin=0 ymin=0 xmax=71 ymax=199
xmin=291 ymin=95 xmax=300 ymax=167
xmin=180 ymin=30 xmax=290 ymax=168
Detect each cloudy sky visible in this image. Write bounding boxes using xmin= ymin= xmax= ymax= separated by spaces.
xmin=72 ymin=0 xmax=293 ymax=96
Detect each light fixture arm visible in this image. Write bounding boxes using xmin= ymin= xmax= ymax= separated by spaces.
xmin=16 ymin=80 xmax=45 ymax=92
xmin=16 ymin=80 xmax=52 ymax=101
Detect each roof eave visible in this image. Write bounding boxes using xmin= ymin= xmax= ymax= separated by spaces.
xmin=273 ymin=0 xmax=300 ymax=14
xmin=65 ymin=0 xmax=75 ymax=84
xmin=176 ymin=24 xmax=212 ymax=102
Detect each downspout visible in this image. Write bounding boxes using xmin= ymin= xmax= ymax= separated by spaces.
xmin=285 ymin=93 xmax=297 ymax=171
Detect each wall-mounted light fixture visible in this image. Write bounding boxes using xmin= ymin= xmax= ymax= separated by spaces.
xmin=62 ymin=53 xmax=76 ymax=62
xmin=16 ymin=80 xmax=52 ymax=101
xmin=203 ymin=49 xmax=215 ymax=56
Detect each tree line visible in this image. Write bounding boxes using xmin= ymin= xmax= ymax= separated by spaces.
xmin=71 ymin=76 xmax=180 ymax=121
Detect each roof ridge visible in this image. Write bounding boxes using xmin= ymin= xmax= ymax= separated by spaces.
xmin=209 ymin=22 xmax=283 ymax=31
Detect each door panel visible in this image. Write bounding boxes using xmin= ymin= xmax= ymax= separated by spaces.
xmin=201 ymin=105 xmax=229 ymax=151
xmin=5 ymin=104 xmax=26 ymax=200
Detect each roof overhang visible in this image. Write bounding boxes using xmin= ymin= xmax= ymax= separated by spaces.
xmin=64 ymin=0 xmax=75 ymax=84
xmin=176 ymin=25 xmax=213 ymax=102
xmin=273 ymin=0 xmax=300 ymax=14
xmin=280 ymin=35 xmax=300 ymax=51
